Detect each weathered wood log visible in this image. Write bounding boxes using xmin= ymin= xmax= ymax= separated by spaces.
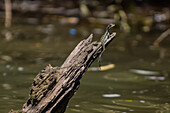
xmin=10 ymin=31 xmax=116 ymax=113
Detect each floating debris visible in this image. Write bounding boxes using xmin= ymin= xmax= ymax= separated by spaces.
xmin=18 ymin=67 xmax=24 ymax=71
xmin=125 ymin=100 xmax=133 ymax=102
xmin=75 ymin=105 xmax=80 ymax=107
xmin=88 ymin=64 xmax=115 ymax=71
xmin=139 ymin=100 xmax=145 ymax=103
xmin=102 ymin=94 xmax=120 ymax=98
xmin=130 ymin=69 xmax=161 ymax=76
xmin=2 ymin=83 xmax=12 ymax=90
xmin=145 ymin=76 xmax=165 ymax=81
xmin=0 ymin=55 xmax=12 ymax=62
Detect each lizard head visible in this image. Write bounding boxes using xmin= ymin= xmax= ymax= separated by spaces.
xmin=107 ymin=24 xmax=115 ymax=31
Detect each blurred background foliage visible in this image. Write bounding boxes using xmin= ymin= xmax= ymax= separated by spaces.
xmin=0 ymin=0 xmax=170 ymax=65
xmin=0 ymin=0 xmax=169 ymax=36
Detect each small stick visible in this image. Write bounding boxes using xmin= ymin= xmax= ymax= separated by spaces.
xmin=153 ymin=28 xmax=170 ymax=47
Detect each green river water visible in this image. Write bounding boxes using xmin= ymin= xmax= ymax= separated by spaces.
xmin=0 ymin=24 xmax=169 ymax=113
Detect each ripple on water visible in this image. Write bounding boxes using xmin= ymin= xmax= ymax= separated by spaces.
xmin=102 ymin=99 xmax=170 ymax=112
xmin=137 ymin=95 xmax=160 ymax=101
xmin=93 ymin=107 xmax=120 ymax=113
xmin=102 ymin=104 xmax=130 ymax=110
xmin=70 ymin=109 xmax=81 ymax=112
xmin=112 ymin=99 xmax=159 ymax=109
xmin=103 ymin=73 xmax=138 ymax=82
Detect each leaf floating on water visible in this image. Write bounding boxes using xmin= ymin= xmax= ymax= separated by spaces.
xmin=102 ymin=94 xmax=120 ymax=98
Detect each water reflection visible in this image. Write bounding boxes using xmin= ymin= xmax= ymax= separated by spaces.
xmin=102 ymin=94 xmax=121 ymax=98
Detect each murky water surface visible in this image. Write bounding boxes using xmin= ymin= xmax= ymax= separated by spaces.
xmin=0 ymin=24 xmax=170 ymax=113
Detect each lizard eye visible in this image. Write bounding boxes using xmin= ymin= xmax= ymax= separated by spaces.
xmin=108 ymin=25 xmax=111 ymax=28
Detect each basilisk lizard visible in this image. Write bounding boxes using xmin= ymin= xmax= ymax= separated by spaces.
xmin=98 ymin=24 xmax=115 ymax=67
xmin=53 ymin=24 xmax=115 ymax=70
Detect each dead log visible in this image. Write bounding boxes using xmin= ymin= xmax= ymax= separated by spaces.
xmin=10 ymin=31 xmax=116 ymax=113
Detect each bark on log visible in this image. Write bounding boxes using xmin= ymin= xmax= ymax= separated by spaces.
xmin=10 ymin=32 xmax=116 ymax=113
